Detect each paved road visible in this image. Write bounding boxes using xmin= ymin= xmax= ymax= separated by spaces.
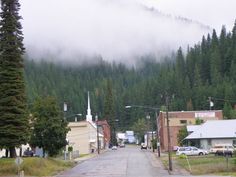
xmin=56 ymin=146 xmax=230 ymax=177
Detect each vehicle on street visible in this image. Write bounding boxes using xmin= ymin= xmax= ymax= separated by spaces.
xmin=210 ymin=144 xmax=235 ymax=157
xmin=176 ymin=146 xmax=208 ymax=156
xmin=210 ymin=144 xmax=234 ymax=154
xmin=23 ymin=148 xmax=34 ymax=157
xmin=112 ymin=146 xmax=117 ymax=150
xmin=141 ymin=143 xmax=147 ymax=150
xmin=119 ymin=143 xmax=125 ymax=148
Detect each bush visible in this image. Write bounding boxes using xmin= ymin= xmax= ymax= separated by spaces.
xmin=151 ymin=139 xmax=157 ymax=149
xmin=233 ymin=150 xmax=236 ymax=157
xmin=179 ymin=154 xmax=187 ymax=159
xmin=68 ymin=146 xmax=73 ymax=152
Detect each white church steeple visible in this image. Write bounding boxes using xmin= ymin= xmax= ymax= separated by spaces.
xmin=86 ymin=91 xmax=93 ymax=122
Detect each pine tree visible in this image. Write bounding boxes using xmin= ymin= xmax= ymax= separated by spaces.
xmin=104 ymin=79 xmax=117 ymax=146
xmin=0 ymin=0 xmax=28 ymax=158
xmin=177 ymin=126 xmax=188 ymax=146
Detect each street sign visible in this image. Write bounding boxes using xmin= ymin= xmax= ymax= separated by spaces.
xmin=15 ymin=157 xmax=23 ymax=166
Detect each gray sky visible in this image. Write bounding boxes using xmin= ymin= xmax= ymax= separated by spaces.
xmin=142 ymin=0 xmax=236 ymax=31
xmin=20 ymin=0 xmax=236 ymax=65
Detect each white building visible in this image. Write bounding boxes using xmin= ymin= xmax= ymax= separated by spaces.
xmin=125 ymin=131 xmax=136 ymax=143
xmin=66 ymin=92 xmax=103 ymax=155
xmin=185 ymin=119 xmax=236 ymax=150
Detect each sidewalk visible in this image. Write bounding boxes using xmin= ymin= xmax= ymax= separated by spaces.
xmin=153 ymin=151 xmax=190 ymax=176
xmin=73 ymin=149 xmax=108 ymax=163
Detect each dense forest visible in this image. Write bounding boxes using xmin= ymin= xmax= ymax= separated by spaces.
xmin=24 ymin=21 xmax=236 ymax=130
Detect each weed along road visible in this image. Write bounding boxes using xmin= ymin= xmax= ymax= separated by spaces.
xmin=56 ymin=145 xmax=168 ymax=177
xmin=56 ymin=145 xmax=231 ymax=177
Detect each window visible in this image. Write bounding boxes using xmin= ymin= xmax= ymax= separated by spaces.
xmin=207 ymin=139 xmax=211 ymax=146
xmin=233 ymin=140 xmax=236 ymax=146
xmin=185 ymin=147 xmax=191 ymax=151
xmin=180 ymin=120 xmax=187 ymax=124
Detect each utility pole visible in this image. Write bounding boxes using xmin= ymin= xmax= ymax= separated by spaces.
xmin=96 ymin=114 xmax=100 ymax=154
xmin=166 ymin=95 xmax=173 ymax=171
xmin=146 ymin=114 xmax=150 ymax=149
xmin=63 ymin=102 xmax=67 ymax=160
xmin=156 ymin=111 xmax=161 ymax=157
xmin=152 ymin=127 xmax=154 ymax=152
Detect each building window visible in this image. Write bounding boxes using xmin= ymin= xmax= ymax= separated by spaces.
xmin=207 ymin=139 xmax=211 ymax=146
xmin=233 ymin=140 xmax=236 ymax=146
xmin=180 ymin=120 xmax=187 ymax=124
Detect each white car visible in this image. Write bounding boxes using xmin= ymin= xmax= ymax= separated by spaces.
xmin=209 ymin=144 xmax=234 ymax=154
xmin=111 ymin=146 xmax=117 ymax=150
xmin=176 ymin=146 xmax=208 ymax=156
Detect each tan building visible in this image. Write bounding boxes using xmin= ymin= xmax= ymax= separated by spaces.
xmin=67 ymin=121 xmax=104 ymax=155
xmin=66 ymin=92 xmax=103 ymax=155
xmin=158 ymin=110 xmax=223 ymax=151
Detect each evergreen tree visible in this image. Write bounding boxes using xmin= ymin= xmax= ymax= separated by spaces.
xmin=131 ymin=118 xmax=147 ymax=143
xmin=177 ymin=126 xmax=188 ymax=146
xmin=0 ymin=0 xmax=28 ymax=158
xmin=223 ymin=102 xmax=232 ymax=119
xmin=175 ymin=47 xmax=185 ymax=80
xmin=30 ymin=96 xmax=69 ymax=157
xmin=104 ymin=79 xmax=117 ymax=145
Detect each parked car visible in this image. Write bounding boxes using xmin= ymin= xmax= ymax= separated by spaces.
xmin=210 ymin=144 xmax=234 ymax=154
xmin=111 ymin=146 xmax=117 ymax=150
xmin=210 ymin=144 xmax=235 ymax=157
xmin=119 ymin=143 xmax=125 ymax=148
xmin=176 ymin=146 xmax=208 ymax=156
xmin=141 ymin=143 xmax=147 ymax=150
xmin=23 ymin=148 xmax=34 ymax=157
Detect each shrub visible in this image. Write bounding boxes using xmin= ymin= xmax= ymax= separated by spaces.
xmin=179 ymin=154 xmax=187 ymax=159
xmin=68 ymin=146 xmax=73 ymax=152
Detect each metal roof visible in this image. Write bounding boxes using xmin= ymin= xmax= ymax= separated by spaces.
xmin=187 ymin=125 xmax=200 ymax=132
xmin=185 ymin=119 xmax=236 ymax=140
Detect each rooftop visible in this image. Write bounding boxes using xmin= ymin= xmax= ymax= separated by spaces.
xmin=185 ymin=119 xmax=236 ymax=140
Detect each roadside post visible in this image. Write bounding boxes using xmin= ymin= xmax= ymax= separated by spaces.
xmin=185 ymin=155 xmax=192 ymax=173
xmin=15 ymin=157 xmax=23 ymax=177
xmin=157 ymin=142 xmax=160 ymax=157
xmin=226 ymin=146 xmax=229 ymax=172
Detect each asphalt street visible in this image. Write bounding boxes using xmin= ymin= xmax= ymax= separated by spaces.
xmin=56 ymin=145 xmax=231 ymax=177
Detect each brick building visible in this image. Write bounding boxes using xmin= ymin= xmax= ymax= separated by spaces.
xmin=97 ymin=120 xmax=111 ymax=148
xmin=157 ymin=110 xmax=223 ymax=151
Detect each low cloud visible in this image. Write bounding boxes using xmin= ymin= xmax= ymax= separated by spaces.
xmin=21 ymin=0 xmax=218 ymax=65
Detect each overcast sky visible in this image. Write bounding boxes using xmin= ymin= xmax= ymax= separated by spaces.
xmin=20 ymin=0 xmax=236 ymax=65
xmin=142 ymin=0 xmax=236 ymax=31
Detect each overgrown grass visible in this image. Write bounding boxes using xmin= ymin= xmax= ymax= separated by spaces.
xmin=0 ymin=157 xmax=75 ymax=176
xmin=176 ymin=154 xmax=236 ymax=175
xmin=160 ymin=153 xmax=236 ymax=176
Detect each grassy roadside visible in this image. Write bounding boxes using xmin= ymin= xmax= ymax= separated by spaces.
xmin=161 ymin=153 xmax=236 ymax=176
xmin=0 ymin=157 xmax=75 ymax=176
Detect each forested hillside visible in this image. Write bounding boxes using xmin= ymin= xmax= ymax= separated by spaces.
xmin=24 ymin=22 xmax=236 ymax=130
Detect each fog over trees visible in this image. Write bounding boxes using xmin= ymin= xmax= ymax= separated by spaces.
xmin=25 ymin=23 xmax=236 ymax=129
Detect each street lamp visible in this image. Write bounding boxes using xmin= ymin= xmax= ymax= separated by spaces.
xmin=125 ymin=105 xmax=160 ymax=155
xmin=63 ymin=102 xmax=68 ymax=120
